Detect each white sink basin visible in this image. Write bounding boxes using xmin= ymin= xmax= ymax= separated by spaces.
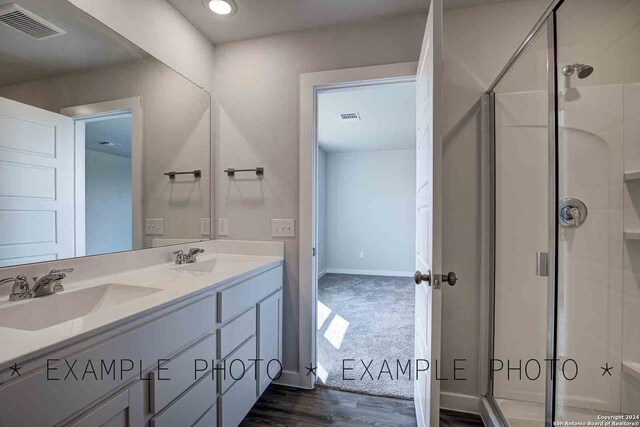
xmin=0 ymin=284 xmax=162 ymax=331
xmin=173 ymin=258 xmax=255 ymax=273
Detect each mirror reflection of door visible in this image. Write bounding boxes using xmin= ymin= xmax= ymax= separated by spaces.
xmin=0 ymin=97 xmax=75 ymax=267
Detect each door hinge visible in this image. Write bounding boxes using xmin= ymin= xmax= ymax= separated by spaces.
xmin=312 ymin=247 xmax=316 ymax=257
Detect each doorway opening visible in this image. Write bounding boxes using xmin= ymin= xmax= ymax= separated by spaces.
xmin=61 ymin=97 xmax=143 ymax=257
xmin=83 ymin=113 xmax=133 ymax=256
xmin=315 ymin=80 xmax=417 ymax=399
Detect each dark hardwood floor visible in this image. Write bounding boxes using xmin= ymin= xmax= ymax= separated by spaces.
xmin=241 ymin=385 xmax=484 ymax=427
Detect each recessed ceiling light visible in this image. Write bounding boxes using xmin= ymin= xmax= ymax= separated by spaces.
xmin=206 ymin=0 xmax=237 ymax=16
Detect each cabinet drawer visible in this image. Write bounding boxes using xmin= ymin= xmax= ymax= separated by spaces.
xmin=218 ymin=335 xmax=256 ymax=395
xmin=150 ymin=333 xmax=216 ymax=413
xmin=217 ymin=307 xmax=255 ymax=359
xmin=194 ymin=404 xmax=216 ymax=427
xmin=217 ymin=267 xmax=282 ymax=323
xmin=218 ymin=367 xmax=257 ymax=427
xmin=150 ymin=372 xmax=215 ymax=427
xmin=0 ymin=296 xmax=215 ymax=427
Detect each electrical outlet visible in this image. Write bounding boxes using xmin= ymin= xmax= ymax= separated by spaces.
xmin=145 ymin=218 xmax=164 ymax=235
xmin=271 ymin=219 xmax=295 ymax=238
xmin=218 ymin=218 xmax=229 ymax=236
xmin=200 ymin=218 xmax=211 ymax=236
xmin=359 ymin=251 xmax=364 ymax=259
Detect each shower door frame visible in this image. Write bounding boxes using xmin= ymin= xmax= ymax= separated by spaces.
xmin=481 ymin=1 xmax=564 ymax=426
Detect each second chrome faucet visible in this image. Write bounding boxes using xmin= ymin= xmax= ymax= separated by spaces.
xmin=171 ymin=248 xmax=205 ymax=265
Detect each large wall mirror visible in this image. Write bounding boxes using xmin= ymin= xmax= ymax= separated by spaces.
xmin=0 ymin=0 xmax=211 ymax=267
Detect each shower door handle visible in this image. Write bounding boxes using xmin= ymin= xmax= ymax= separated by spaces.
xmin=536 ymin=252 xmax=549 ymax=277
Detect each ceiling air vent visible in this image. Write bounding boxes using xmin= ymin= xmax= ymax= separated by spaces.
xmin=95 ymin=141 xmax=121 ymax=147
xmin=340 ymin=112 xmax=361 ymax=121
xmin=0 ymin=4 xmax=65 ymax=40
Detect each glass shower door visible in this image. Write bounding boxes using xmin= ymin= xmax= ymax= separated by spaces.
xmin=491 ymin=25 xmax=552 ymax=426
xmin=555 ymin=0 xmax=640 ymax=420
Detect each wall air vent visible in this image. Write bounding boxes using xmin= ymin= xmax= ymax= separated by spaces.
xmin=340 ymin=112 xmax=361 ymax=121
xmin=0 ymin=4 xmax=66 ymax=40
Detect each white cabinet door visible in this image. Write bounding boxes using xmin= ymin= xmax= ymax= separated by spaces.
xmin=69 ymin=382 xmax=143 ymax=427
xmin=257 ymin=291 xmax=282 ymax=395
xmin=414 ymin=0 xmax=444 ymax=426
xmin=0 ymin=96 xmax=75 ymax=267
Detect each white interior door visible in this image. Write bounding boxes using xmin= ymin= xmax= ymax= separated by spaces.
xmin=0 ymin=96 xmax=75 ymax=267
xmin=414 ymin=0 xmax=444 ymax=426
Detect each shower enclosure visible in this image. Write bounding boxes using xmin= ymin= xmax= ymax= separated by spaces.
xmin=484 ymin=0 xmax=640 ymax=425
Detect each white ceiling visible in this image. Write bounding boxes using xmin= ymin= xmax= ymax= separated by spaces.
xmin=0 ymin=0 xmax=147 ymax=86
xmin=167 ymin=0 xmax=428 ymax=45
xmin=86 ymin=116 xmax=133 ymax=159
xmin=167 ymin=0 xmax=523 ymax=45
xmin=318 ymin=81 xmax=416 ymax=153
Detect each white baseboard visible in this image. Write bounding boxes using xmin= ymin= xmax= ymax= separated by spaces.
xmin=441 ymin=392 xmax=481 ymax=415
xmin=318 ymin=269 xmax=327 ymax=279
xmin=325 ymin=268 xmax=414 ymax=278
xmin=273 ymin=369 xmax=311 ymax=389
xmin=480 ymin=396 xmax=503 ymax=427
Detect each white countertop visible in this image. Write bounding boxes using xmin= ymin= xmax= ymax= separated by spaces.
xmin=0 ymin=252 xmax=283 ymax=374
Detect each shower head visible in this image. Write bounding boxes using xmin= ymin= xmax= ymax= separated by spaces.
xmin=562 ymin=63 xmax=594 ymax=79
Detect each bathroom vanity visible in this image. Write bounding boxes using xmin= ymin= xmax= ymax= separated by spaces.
xmin=0 ymin=241 xmax=284 ymax=427
xmin=0 ymin=2 xmax=286 ymax=426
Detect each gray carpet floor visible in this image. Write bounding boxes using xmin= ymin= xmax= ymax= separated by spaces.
xmin=317 ymin=273 xmax=415 ymax=399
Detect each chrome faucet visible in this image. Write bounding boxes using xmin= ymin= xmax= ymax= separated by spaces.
xmin=171 ymin=248 xmax=205 ymax=265
xmin=31 ymin=269 xmax=74 ymax=298
xmin=0 ymin=268 xmax=73 ymax=301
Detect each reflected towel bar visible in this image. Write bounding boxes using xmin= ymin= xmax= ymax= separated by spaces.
xmin=164 ymin=170 xmax=201 ymax=180
xmin=224 ymin=167 xmax=264 ymax=178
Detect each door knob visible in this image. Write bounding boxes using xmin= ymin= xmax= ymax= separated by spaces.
xmin=442 ymin=271 xmax=457 ymax=286
xmin=414 ymin=270 xmax=457 ymax=286
xmin=414 ymin=270 xmax=431 ymax=285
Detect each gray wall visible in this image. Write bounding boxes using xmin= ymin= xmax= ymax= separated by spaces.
xmin=325 ymin=149 xmax=415 ymax=275
xmin=211 ymin=14 xmax=427 ymax=373
xmin=317 ymin=148 xmax=327 ymax=275
xmin=85 ymin=149 xmax=132 ymax=255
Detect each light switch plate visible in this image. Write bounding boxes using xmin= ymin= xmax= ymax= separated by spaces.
xmin=200 ymin=218 xmax=211 ymax=236
xmin=218 ymin=218 xmax=229 ymax=236
xmin=271 ymin=219 xmax=295 ymax=238
xmin=145 ymin=218 xmax=164 ymax=235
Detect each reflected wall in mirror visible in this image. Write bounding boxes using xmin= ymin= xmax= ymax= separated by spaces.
xmin=0 ymin=0 xmax=211 ymax=267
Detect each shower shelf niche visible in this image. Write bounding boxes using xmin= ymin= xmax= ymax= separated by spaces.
xmin=624 ymin=230 xmax=640 ymax=240
xmin=624 ymin=171 xmax=640 ymax=182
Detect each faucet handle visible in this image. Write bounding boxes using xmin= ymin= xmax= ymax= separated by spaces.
xmin=188 ymin=248 xmax=205 ymax=255
xmin=171 ymin=250 xmax=185 ymax=264
xmin=50 ymin=268 xmax=74 ymax=277
xmin=0 ymin=275 xmax=31 ymax=301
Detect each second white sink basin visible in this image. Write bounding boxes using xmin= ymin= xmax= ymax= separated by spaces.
xmin=173 ymin=257 xmax=256 ymax=273
xmin=0 ymin=283 xmax=162 ymax=331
